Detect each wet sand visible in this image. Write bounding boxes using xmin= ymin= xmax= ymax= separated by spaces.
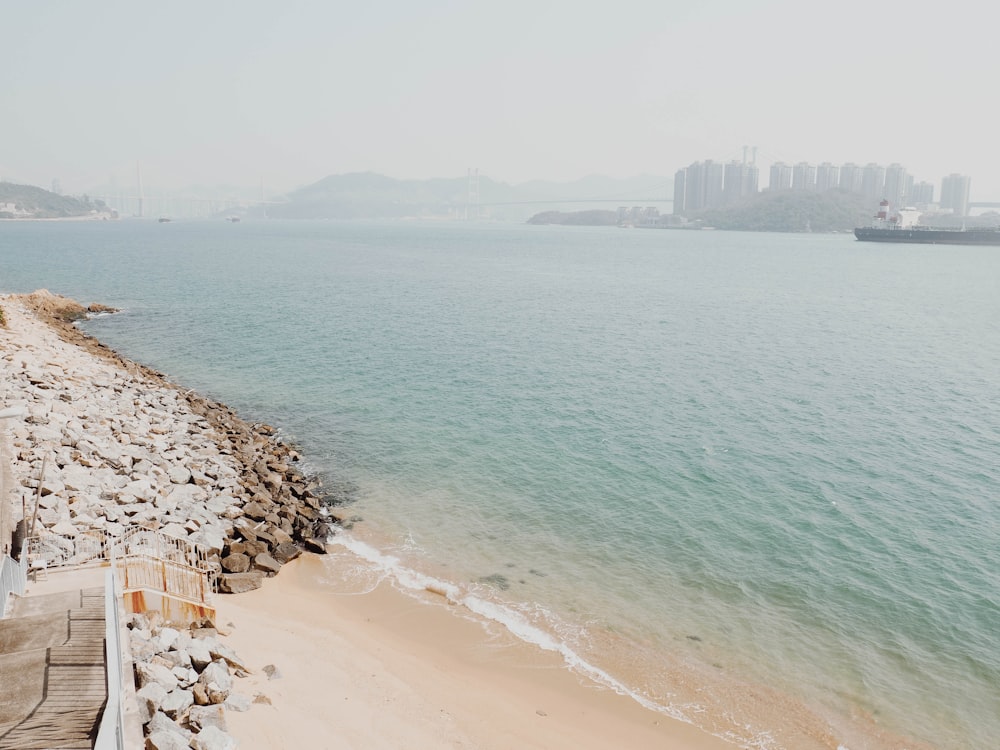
xmin=216 ymin=554 xmax=736 ymax=750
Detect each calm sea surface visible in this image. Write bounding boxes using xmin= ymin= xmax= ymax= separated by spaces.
xmin=2 ymin=219 xmax=998 ymax=748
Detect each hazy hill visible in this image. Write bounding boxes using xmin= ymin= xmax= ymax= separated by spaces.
xmin=0 ymin=182 xmax=110 ymax=219
xmin=526 ymin=209 xmax=618 ymax=226
xmin=267 ymin=172 xmax=673 ymax=221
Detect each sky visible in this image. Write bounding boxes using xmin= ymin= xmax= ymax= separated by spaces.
xmin=2 ymin=0 xmax=998 ymax=199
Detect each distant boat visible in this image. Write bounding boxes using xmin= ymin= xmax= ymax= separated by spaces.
xmin=226 ymin=216 xmax=241 ymax=223
xmin=856 ymin=200 xmax=1000 ymax=246
xmin=158 ymin=217 xmax=171 ymax=223
xmin=855 ymin=226 xmax=1000 ymax=245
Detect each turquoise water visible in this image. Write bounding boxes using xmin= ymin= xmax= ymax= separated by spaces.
xmin=2 ymin=220 xmax=998 ymax=748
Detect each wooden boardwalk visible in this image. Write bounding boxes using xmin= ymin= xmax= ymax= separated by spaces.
xmin=0 ymin=587 xmax=107 ymax=750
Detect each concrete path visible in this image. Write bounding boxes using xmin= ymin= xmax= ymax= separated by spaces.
xmin=0 ymin=579 xmax=108 ymax=750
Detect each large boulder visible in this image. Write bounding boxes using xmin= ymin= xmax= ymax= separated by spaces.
xmin=197 ymin=660 xmax=233 ymax=697
xmin=190 ymin=725 xmax=238 ymax=750
xmin=146 ymin=729 xmax=191 ymax=750
xmin=136 ymin=661 xmax=178 ymax=692
xmin=220 ymin=552 xmax=250 ymax=573
xmin=187 ymin=704 xmax=227 ymax=732
xmin=252 ymin=552 xmax=281 ymax=576
xmin=160 ymin=687 xmax=194 ymax=719
xmin=217 ymin=570 xmax=264 ymax=593
xmin=271 ymin=541 xmax=301 ymax=565
xmin=135 ymin=682 xmax=169 ymax=725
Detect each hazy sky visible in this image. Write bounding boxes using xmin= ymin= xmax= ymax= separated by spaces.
xmin=2 ymin=0 xmax=997 ymax=198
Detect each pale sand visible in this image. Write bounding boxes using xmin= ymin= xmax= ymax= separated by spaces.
xmin=217 ymin=554 xmax=735 ymax=750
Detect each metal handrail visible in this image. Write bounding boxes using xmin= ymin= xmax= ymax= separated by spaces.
xmin=94 ymin=569 xmax=125 ymax=750
xmin=109 ymin=527 xmax=216 ymax=602
xmin=117 ymin=554 xmax=211 ymax=605
xmin=0 ymin=538 xmax=28 ymax=618
xmin=26 ymin=528 xmax=109 ymax=570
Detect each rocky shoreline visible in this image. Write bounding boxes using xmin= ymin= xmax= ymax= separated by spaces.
xmin=1 ymin=289 xmax=355 ymax=747
xmin=1 ymin=290 xmax=341 ymax=591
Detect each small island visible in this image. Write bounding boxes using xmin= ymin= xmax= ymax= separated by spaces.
xmin=0 ymin=181 xmax=115 ymax=219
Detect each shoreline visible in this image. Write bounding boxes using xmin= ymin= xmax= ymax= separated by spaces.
xmin=1 ymin=290 xmax=737 ymax=749
xmin=216 ymin=553 xmax=736 ymax=750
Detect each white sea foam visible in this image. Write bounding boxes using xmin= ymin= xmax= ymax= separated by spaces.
xmin=327 ymin=532 xmax=695 ymax=724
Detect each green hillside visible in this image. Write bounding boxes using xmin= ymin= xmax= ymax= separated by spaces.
xmin=0 ymin=182 xmax=108 ymax=218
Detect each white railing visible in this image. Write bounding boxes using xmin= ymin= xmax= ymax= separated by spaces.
xmin=94 ymin=569 xmax=125 ymax=750
xmin=117 ymin=555 xmax=212 ymax=606
xmin=27 ymin=528 xmax=109 ymax=570
xmin=110 ymin=527 xmax=215 ymax=605
xmin=1 ymin=539 xmax=28 ymax=618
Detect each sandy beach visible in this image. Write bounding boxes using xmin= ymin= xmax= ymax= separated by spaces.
xmin=1 ymin=291 xmax=736 ymax=749
xmin=217 ymin=553 xmax=736 ymax=750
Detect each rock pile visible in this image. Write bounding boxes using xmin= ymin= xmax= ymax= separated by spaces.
xmin=1 ymin=290 xmax=341 ymax=590
xmin=128 ymin=611 xmax=267 ymax=750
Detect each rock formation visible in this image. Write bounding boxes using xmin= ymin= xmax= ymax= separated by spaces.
xmin=1 ymin=290 xmax=343 ymax=590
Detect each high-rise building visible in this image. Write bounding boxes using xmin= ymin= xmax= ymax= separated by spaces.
xmin=815 ymin=163 xmax=839 ymax=192
xmin=684 ymin=162 xmax=704 ymax=212
xmin=722 ymin=160 xmax=759 ymax=204
xmin=744 ymin=163 xmax=760 ymax=196
xmin=861 ymin=163 xmax=886 ymax=200
xmin=673 ymin=169 xmax=686 ymax=215
xmin=704 ymin=160 xmax=724 ymax=209
xmin=883 ymin=163 xmax=908 ymax=208
xmin=910 ymin=181 xmax=934 ymax=206
xmin=792 ymin=162 xmax=816 ymax=191
xmin=769 ymin=162 xmax=792 ymax=190
xmin=839 ymin=163 xmax=862 ymax=193
xmin=723 ymin=161 xmax=744 ymax=204
xmin=940 ymin=173 xmax=971 ymax=216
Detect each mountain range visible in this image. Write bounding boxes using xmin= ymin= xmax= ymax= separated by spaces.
xmin=267 ymin=172 xmax=673 ymax=221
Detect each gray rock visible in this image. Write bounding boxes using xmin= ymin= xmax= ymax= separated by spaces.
xmin=198 ymin=660 xmax=233 ymax=694
xmin=130 ymin=634 xmax=159 ymax=664
xmin=187 ymin=704 xmax=227 ymax=732
xmin=262 ymin=663 xmax=282 ymax=680
xmin=157 ymin=626 xmax=181 ymax=651
xmin=224 ymin=692 xmax=252 ymax=712
xmin=158 ymin=522 xmax=190 ymax=539
xmin=190 ymin=725 xmax=238 ymax=750
xmin=136 ymin=661 xmax=179 ymax=692
xmin=217 ymin=570 xmax=264 ymax=593
xmin=148 ymin=710 xmax=193 ymax=740
xmin=166 ymin=483 xmax=208 ymax=506
xmin=186 ymin=638 xmax=213 ymax=670
xmin=172 ymin=666 xmax=198 ymax=688
xmin=135 ymin=682 xmax=169 ymax=724
xmin=161 ymin=687 xmax=194 ymax=719
xmin=271 ymin=541 xmax=301 ymax=564
xmin=252 ymin=552 xmax=281 ymax=576
xmin=220 ymin=552 xmax=250 ymax=573
xmin=168 ymin=464 xmax=192 ymax=485
xmin=208 ymin=641 xmax=250 ymax=673
xmin=145 ymin=729 xmax=191 ymax=750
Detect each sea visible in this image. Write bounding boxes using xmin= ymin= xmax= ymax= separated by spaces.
xmin=1 ymin=219 xmax=997 ymax=749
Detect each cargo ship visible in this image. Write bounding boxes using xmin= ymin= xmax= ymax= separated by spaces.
xmin=854 ymin=226 xmax=1000 ymax=245
xmin=855 ymin=200 xmax=1000 ymax=246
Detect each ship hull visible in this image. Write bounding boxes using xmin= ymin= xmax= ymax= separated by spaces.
xmin=855 ymin=227 xmax=1000 ymax=245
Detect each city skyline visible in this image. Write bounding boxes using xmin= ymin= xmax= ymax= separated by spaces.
xmin=675 ymin=156 xmax=979 ymax=216
xmin=2 ymin=1 xmax=998 ymax=200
